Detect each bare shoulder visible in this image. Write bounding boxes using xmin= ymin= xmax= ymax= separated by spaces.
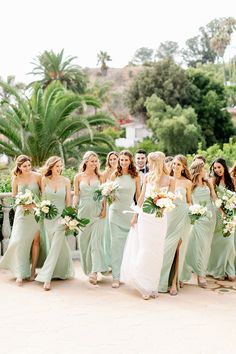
xmin=32 ymin=172 xmax=42 ymax=181
xmin=63 ymin=176 xmax=71 ymax=185
xmin=185 ymin=179 xmax=192 ymax=188
xmin=74 ymin=172 xmax=83 ymax=182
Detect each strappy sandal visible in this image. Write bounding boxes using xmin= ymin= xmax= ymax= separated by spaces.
xmin=89 ymin=274 xmax=98 ymax=285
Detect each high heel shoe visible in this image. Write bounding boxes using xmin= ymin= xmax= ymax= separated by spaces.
xmin=197 ymin=276 xmax=207 ymax=288
xmin=112 ymin=280 xmax=120 ymax=288
xmin=142 ymin=294 xmax=150 ymax=300
xmin=43 ymin=282 xmax=51 ymax=291
xmin=89 ymin=274 xmax=97 ymax=285
xmin=16 ymin=278 xmax=23 ymax=286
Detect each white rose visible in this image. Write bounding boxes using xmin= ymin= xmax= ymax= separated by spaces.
xmin=41 ymin=206 xmax=49 ymax=214
xmin=215 ymin=199 xmax=222 ymax=208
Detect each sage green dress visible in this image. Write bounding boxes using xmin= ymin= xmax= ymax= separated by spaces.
xmin=207 ymin=186 xmax=235 ymax=278
xmin=181 ymin=186 xmax=216 ymax=281
xmin=35 ymin=184 xmax=74 ymax=282
xmin=0 ymin=182 xmax=43 ymax=279
xmin=109 ymin=174 xmax=136 ymax=280
xmin=103 ymin=204 xmax=112 ymax=267
xmin=159 ymin=187 xmax=191 ymax=292
xmin=77 ymin=180 xmax=109 ymax=276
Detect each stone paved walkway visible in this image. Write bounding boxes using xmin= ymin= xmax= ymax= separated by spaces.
xmin=0 ymin=260 xmax=236 ymax=354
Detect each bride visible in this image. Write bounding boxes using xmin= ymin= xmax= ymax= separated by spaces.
xmin=120 ymin=151 xmax=175 ymax=300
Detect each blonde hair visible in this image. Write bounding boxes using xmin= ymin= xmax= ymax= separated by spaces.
xmin=190 ymin=160 xmax=205 ymax=191
xmin=42 ymin=156 xmax=63 ymax=177
xmin=79 ymin=151 xmax=101 ymax=177
xmin=230 ymin=162 xmax=236 ymax=178
xmin=147 ymin=151 xmax=169 ymax=191
xmin=12 ymin=155 xmax=31 ymax=176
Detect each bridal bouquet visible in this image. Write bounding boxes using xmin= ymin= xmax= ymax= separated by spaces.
xmin=143 ymin=189 xmax=176 ymax=218
xmin=14 ymin=189 xmax=35 ymax=215
xmin=60 ymin=206 xmax=90 ymax=235
xmin=33 ymin=198 xmax=58 ymax=223
xmin=188 ymin=203 xmax=210 ymax=224
xmin=215 ymin=186 xmax=236 ymax=237
xmin=93 ymin=181 xmax=120 ymax=205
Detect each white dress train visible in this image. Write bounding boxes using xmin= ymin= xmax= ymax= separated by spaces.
xmin=120 ymin=185 xmax=167 ymax=297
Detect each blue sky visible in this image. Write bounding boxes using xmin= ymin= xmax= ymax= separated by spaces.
xmin=1 ymin=0 xmax=236 ymax=83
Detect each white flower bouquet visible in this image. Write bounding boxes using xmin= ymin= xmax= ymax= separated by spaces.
xmin=215 ymin=186 xmax=236 ymax=237
xmin=93 ymin=181 xmax=120 ymax=205
xmin=60 ymin=206 xmax=90 ymax=235
xmin=33 ymin=199 xmax=58 ymax=223
xmin=143 ymin=189 xmax=177 ymax=218
xmin=188 ymin=203 xmax=210 ymax=224
xmin=14 ymin=189 xmax=34 ymax=215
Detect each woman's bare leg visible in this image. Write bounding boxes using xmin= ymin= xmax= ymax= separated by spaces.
xmin=30 ymin=232 xmax=40 ymax=280
xmin=170 ymin=239 xmax=182 ymax=295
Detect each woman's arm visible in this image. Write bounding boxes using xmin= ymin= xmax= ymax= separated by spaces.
xmin=186 ymin=180 xmax=192 ymax=206
xmin=135 ymin=175 xmax=141 ymax=202
xmin=72 ymin=174 xmax=80 ymax=208
xmin=65 ymin=178 xmax=71 ymax=207
xmin=207 ymin=177 xmax=218 ymax=202
xmin=168 ymin=176 xmax=176 ymax=193
xmin=12 ymin=176 xmax=18 ymax=197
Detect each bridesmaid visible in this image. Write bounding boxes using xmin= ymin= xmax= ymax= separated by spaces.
xmin=181 ymin=160 xmax=217 ymax=288
xmin=109 ymin=150 xmax=141 ymax=288
xmin=102 ymin=151 xmax=119 ymax=268
xmin=159 ymin=155 xmax=192 ymax=295
xmin=230 ymin=163 xmax=236 ymax=271
xmin=73 ymin=151 xmax=108 ymax=285
xmin=35 ymin=156 xmax=74 ymax=290
xmin=207 ymin=158 xmax=236 ymax=280
xmin=0 ymin=155 xmax=42 ymax=285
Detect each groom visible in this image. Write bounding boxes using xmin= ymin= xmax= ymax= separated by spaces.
xmin=135 ymin=149 xmax=149 ymax=186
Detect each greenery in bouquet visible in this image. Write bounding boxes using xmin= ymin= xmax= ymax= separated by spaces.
xmin=143 ymin=189 xmax=176 ymax=218
xmin=188 ymin=203 xmax=210 ymax=224
xmin=61 ymin=206 xmax=90 ymax=235
xmin=14 ymin=189 xmax=34 ymax=216
xmin=215 ymin=186 xmax=236 ymax=237
xmin=93 ymin=181 xmax=119 ymax=206
xmin=33 ymin=197 xmax=58 ymax=223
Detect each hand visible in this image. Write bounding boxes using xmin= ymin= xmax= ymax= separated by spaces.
xmin=130 ymin=214 xmax=138 ymax=228
xmin=100 ymin=208 xmax=106 ymax=219
xmin=23 ymin=203 xmax=35 ymax=211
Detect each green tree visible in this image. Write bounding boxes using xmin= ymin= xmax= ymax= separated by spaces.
xmin=0 ymin=81 xmax=115 ymax=166
xmin=0 ymin=75 xmax=25 ymax=101
xmin=186 ymin=68 xmax=235 ymax=146
xmin=97 ymin=51 xmax=112 ymax=76
xmin=182 ymin=17 xmax=236 ymax=67
xmin=131 ymin=47 xmax=154 ymax=65
xmin=155 ymin=41 xmax=179 ymax=60
xmin=125 ymin=58 xmax=195 ymax=115
xmin=145 ymin=95 xmax=203 ymax=155
xmin=29 ymin=49 xmax=87 ymax=93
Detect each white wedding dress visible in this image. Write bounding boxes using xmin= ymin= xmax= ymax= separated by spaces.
xmin=120 ymin=183 xmax=167 ymax=297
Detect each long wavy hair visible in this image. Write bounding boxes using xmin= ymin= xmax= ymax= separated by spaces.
xmin=105 ymin=151 xmax=119 ymax=171
xmin=12 ymin=155 xmax=31 ymax=176
xmin=190 ymin=160 xmax=205 ymax=191
xmin=147 ymin=151 xmax=169 ymax=191
xmin=170 ymin=154 xmax=191 ymax=180
xmin=42 ymin=156 xmax=63 ymax=177
xmin=210 ymin=157 xmax=235 ymax=192
xmin=79 ymin=151 xmax=101 ymax=178
xmin=115 ymin=150 xmax=138 ymax=178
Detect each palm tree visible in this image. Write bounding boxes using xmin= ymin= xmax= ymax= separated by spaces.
xmin=29 ymin=49 xmax=87 ymax=93
xmin=97 ymin=51 xmax=112 ymax=76
xmin=0 ymin=75 xmax=25 ymax=101
xmin=0 ymin=80 xmax=115 ymax=166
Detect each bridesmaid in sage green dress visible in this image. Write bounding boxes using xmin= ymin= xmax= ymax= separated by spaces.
xmin=0 ymin=155 xmax=42 ymax=286
xmin=159 ymin=155 xmax=192 ymax=295
xmin=181 ymin=160 xmax=217 ymax=288
xmin=230 ymin=163 xmax=236 ymax=271
xmin=207 ymin=158 xmax=236 ymax=280
xmin=73 ymin=151 xmax=108 ymax=285
xmin=102 ymin=151 xmax=119 ymax=267
xmin=36 ymin=156 xmax=74 ymax=291
xmin=109 ymin=150 xmax=141 ymax=288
